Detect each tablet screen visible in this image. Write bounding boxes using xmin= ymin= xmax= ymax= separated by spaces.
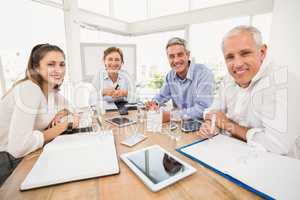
xmin=106 ymin=116 xmax=136 ymax=127
xmin=181 ymin=119 xmax=202 ymax=132
xmin=111 ymin=117 xmax=131 ymax=125
xmin=127 ymin=147 xmax=186 ymax=184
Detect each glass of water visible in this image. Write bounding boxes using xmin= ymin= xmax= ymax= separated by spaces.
xmin=169 ymin=109 xmax=182 ymax=141
xmin=136 ymin=102 xmax=145 ymax=134
xmin=90 ymin=105 xmax=103 ymax=133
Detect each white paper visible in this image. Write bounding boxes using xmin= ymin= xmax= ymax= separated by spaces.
xmin=180 ymin=134 xmax=300 ymax=199
xmin=20 ymin=130 xmax=119 ymax=190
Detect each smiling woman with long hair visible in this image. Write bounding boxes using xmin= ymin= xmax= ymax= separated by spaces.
xmin=0 ymin=44 xmax=79 ymax=185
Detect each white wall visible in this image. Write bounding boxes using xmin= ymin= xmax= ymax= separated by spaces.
xmin=0 ymin=57 xmax=6 ymax=96
xmin=269 ymin=0 xmax=300 ymax=155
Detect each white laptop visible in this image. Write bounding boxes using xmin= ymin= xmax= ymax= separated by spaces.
xmin=20 ymin=130 xmax=119 ymax=190
xmin=121 ymin=145 xmax=196 ymax=192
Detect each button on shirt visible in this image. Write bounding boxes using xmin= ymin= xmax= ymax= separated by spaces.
xmin=153 ymin=62 xmax=214 ymax=119
xmin=92 ymin=69 xmax=133 ymax=103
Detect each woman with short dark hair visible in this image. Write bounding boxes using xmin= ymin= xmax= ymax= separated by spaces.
xmin=92 ymin=46 xmax=132 ymax=103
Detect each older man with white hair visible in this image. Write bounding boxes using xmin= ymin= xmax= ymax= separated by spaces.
xmin=199 ymin=25 xmax=297 ymax=157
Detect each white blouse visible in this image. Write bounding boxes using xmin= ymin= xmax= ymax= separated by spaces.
xmin=0 ymin=80 xmax=69 ymax=158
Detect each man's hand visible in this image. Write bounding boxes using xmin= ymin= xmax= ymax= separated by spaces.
xmin=205 ymin=111 xmax=230 ymax=130
xmin=204 ymin=111 xmax=248 ymax=141
xmin=162 ymin=111 xmax=170 ymax=123
xmin=197 ymin=120 xmax=219 ymax=139
xmin=145 ymin=101 xmax=159 ymax=110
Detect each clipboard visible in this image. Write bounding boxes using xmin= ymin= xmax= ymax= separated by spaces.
xmin=176 ymin=134 xmax=300 ymax=200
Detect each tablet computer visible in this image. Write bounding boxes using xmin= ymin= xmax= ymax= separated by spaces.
xmin=120 ymin=145 xmax=196 ymax=192
xmin=105 ymin=116 xmax=136 ymax=127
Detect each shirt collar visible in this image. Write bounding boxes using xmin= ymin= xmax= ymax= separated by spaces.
xmin=103 ymin=70 xmax=123 ymax=81
xmin=186 ymin=61 xmax=195 ymax=81
xmin=103 ymin=71 xmax=109 ymax=80
xmin=248 ymin=60 xmax=269 ymax=88
xmin=173 ymin=61 xmax=194 ymax=81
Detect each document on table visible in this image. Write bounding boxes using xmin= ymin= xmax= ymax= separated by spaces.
xmin=20 ymin=130 xmax=119 ymax=190
xmin=177 ymin=134 xmax=300 ymax=200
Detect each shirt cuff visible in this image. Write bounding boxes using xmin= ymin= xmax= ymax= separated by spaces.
xmin=203 ymin=109 xmax=210 ymax=120
xmin=151 ymin=99 xmax=160 ymax=106
xmin=33 ymin=130 xmax=45 ymax=149
xmin=246 ymin=128 xmax=267 ymax=151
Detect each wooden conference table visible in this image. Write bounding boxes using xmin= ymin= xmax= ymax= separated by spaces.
xmin=0 ymin=111 xmax=261 ymax=200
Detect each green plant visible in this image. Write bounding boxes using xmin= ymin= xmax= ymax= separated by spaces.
xmin=148 ymin=74 xmax=164 ymax=89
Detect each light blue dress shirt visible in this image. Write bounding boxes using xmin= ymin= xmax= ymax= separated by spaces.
xmin=91 ymin=69 xmax=133 ymax=103
xmin=153 ymin=62 xmax=214 ymax=119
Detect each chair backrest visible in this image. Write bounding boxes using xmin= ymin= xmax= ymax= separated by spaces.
xmin=72 ymin=81 xmax=96 ymax=109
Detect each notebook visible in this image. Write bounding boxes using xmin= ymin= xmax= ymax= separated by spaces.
xmin=20 ymin=130 xmax=119 ymax=191
xmin=177 ymin=134 xmax=300 ymax=200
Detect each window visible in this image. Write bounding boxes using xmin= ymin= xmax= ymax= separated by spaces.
xmin=189 ymin=16 xmax=250 ymax=92
xmin=0 ymin=0 xmax=66 ymax=92
xmin=133 ymin=30 xmax=185 ymax=100
xmin=134 ymin=30 xmax=185 ymax=81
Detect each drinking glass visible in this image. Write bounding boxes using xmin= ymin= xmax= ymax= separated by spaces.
xmin=135 ymin=102 xmax=145 ymax=134
xmin=90 ymin=105 xmax=103 ymax=133
xmin=169 ymin=109 xmax=182 ymax=141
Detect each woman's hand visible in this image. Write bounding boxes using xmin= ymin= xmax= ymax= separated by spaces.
xmin=103 ymin=87 xmax=115 ymax=96
xmin=71 ymin=114 xmax=80 ymax=129
xmin=49 ymin=109 xmax=69 ymax=128
xmin=111 ymin=89 xmax=127 ymax=99
xmin=60 ymin=114 xmax=80 ymax=130
xmin=43 ymin=113 xmax=80 ymax=143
